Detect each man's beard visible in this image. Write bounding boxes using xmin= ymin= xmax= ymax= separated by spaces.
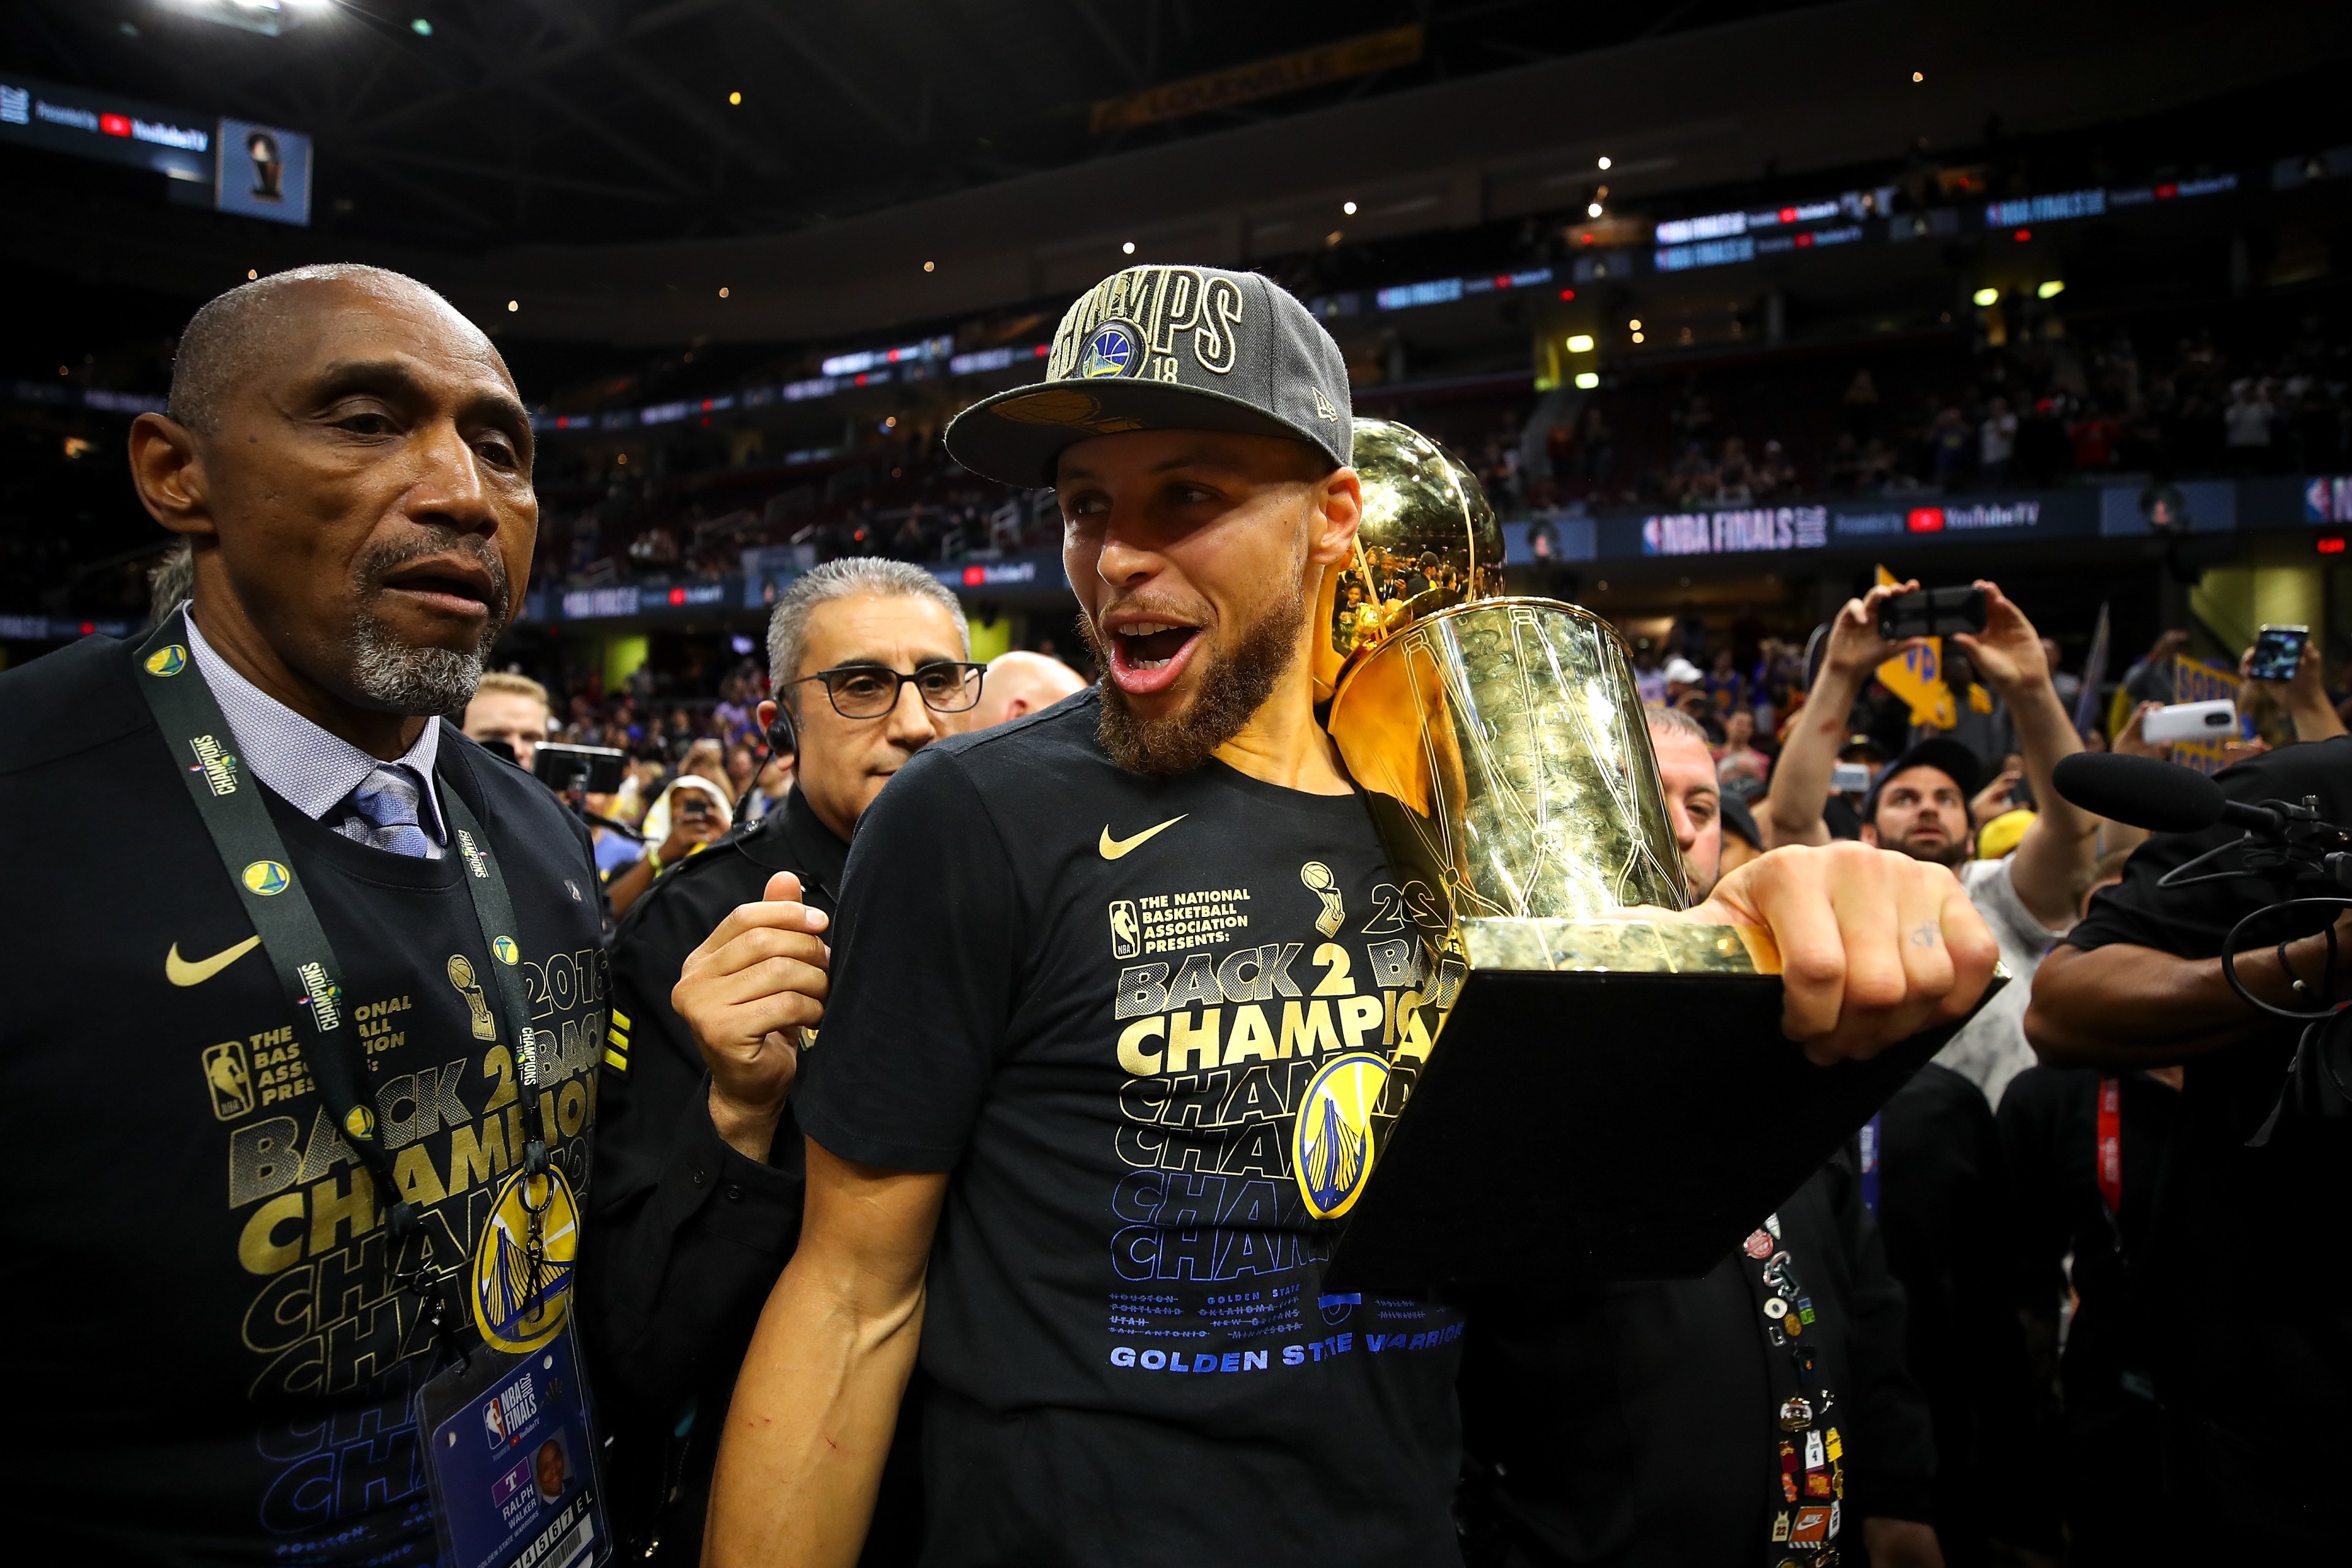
xmin=1080 ymin=580 xmax=1307 ymax=775
xmin=1880 ymin=825 xmax=1969 ymax=869
xmin=344 ymin=533 xmax=512 ymax=717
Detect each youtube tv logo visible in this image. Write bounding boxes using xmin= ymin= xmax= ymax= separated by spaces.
xmin=1906 ymin=507 xmax=1947 ymax=533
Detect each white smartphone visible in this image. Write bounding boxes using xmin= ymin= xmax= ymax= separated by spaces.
xmin=2142 ymin=698 xmax=2239 ymax=744
xmin=1830 ymin=762 xmax=1874 ymax=793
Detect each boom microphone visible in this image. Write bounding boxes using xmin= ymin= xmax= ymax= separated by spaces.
xmin=2052 ymin=752 xmax=2282 ymax=835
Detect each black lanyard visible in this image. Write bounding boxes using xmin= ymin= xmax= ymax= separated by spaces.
xmin=134 ymin=609 xmax=549 ymax=1343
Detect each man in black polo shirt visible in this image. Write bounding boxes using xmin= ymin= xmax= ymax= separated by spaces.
xmin=582 ymin=557 xmax=978 ymax=1561
xmin=0 ymin=265 xmax=601 ymax=1564
xmin=690 ymin=265 xmax=1997 ymax=1567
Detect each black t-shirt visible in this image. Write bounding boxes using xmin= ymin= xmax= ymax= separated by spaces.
xmin=796 ymin=692 xmax=1466 ymax=1568
xmin=2063 ymin=736 xmax=2352 ymax=1534
xmin=1459 ymin=1154 xmax=1935 ymax=1567
xmin=0 ymin=635 xmax=604 ymax=1566
xmin=1874 ymin=1063 xmax=2055 ymax=1556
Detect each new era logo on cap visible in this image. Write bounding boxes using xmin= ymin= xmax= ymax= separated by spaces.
xmin=944 ymin=264 xmax=1354 ymax=485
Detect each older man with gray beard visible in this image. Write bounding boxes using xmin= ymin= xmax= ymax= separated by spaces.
xmin=0 ymin=264 xmax=605 ymax=1566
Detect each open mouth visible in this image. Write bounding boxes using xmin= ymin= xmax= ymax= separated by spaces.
xmin=1104 ymin=619 xmax=1204 ymax=696
xmin=382 ymin=556 xmax=499 ymax=620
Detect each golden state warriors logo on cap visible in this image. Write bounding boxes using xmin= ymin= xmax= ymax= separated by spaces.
xmin=145 ymin=644 xmax=187 ymax=677
xmin=492 ymin=935 xmax=519 ymax=965
xmin=472 ymin=1164 xmax=581 ymax=1354
xmin=1080 ymin=320 xmax=1141 ymax=379
xmin=1294 ymin=1051 xmax=1393 ymax=1219
xmin=242 ymin=859 xmax=291 ymax=896
xmin=343 ymin=1104 xmax=374 ymax=1141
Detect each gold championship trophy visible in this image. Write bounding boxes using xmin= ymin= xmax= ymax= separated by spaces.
xmin=1316 ymin=421 xmax=1991 ymax=1292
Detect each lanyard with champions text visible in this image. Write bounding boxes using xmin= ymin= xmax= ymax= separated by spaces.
xmin=138 ymin=614 xmax=609 ymax=1568
xmin=136 ymin=610 xmax=561 ymax=1336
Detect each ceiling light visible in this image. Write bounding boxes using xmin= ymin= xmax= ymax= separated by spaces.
xmin=411 ymin=18 xmax=432 ymax=35
xmin=1912 ymin=70 xmax=1924 ymax=83
xmin=507 ymin=300 xmax=519 ymax=312
xmin=246 ymin=268 xmax=258 ymax=280
xmin=718 ymin=286 xmax=729 ymax=298
xmin=1574 ymin=371 xmax=1600 ymax=390
xmin=1597 ymin=156 xmax=1612 ymax=170
xmin=1631 ymin=331 xmax=1645 ymax=343
xmin=728 ymin=91 xmax=742 ymax=106
xmin=1121 ymin=241 xmax=1135 ymax=255
xmin=2037 ymin=279 xmax=2066 ymax=299
xmin=1972 ymin=287 xmax=1999 ymax=307
xmin=1628 ymin=319 xmax=1642 ymax=331
xmin=923 ymin=260 xmax=935 ymax=273
xmin=1566 ymin=334 xmax=1595 ymax=353
xmin=1343 ymin=200 xmax=1357 ymax=215
xmin=1586 ymin=202 xmax=1604 ymax=219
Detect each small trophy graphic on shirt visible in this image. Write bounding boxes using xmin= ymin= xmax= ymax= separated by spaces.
xmin=447 ymin=954 xmax=497 ymax=1042
xmin=1299 ymin=862 xmax=1346 ymax=936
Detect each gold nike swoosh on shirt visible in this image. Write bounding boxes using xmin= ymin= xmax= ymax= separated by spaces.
xmin=1099 ymin=815 xmax=1187 ymax=860
xmin=165 ymin=937 xmax=262 ymax=987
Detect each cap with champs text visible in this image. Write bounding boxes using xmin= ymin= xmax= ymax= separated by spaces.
xmin=944 ymin=264 xmax=1354 ymax=486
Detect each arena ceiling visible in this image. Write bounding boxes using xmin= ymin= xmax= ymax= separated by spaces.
xmin=1 ymin=0 xmax=1841 ymax=249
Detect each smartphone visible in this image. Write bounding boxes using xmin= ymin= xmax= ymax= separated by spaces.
xmin=2142 ymin=699 xmax=2239 ymax=744
xmin=533 ymin=742 xmax=627 ymax=796
xmin=1878 ymin=586 xmax=1988 ymax=641
xmin=2248 ymin=624 xmax=2310 ymax=683
xmin=1830 ymin=762 xmax=1874 ymax=794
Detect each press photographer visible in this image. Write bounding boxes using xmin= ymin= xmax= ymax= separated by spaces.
xmin=2028 ymin=741 xmax=2352 ymax=1559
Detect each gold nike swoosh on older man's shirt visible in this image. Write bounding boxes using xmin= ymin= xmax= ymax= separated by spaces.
xmin=1099 ymin=815 xmax=1187 ymax=860
xmin=166 ymin=936 xmax=262 ymax=987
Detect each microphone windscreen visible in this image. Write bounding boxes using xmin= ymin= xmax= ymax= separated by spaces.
xmin=2052 ymin=752 xmax=2224 ymax=833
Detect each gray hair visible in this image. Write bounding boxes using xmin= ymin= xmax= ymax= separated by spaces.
xmin=765 ymin=558 xmax=970 ymax=709
xmin=147 ymin=540 xmax=194 ymax=623
xmin=1646 ymin=706 xmax=1711 ymax=746
xmin=170 ymin=263 xmax=487 ymax=435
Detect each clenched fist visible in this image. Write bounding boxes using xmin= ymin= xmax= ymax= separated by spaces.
xmin=1675 ymin=841 xmax=2000 ymax=1065
xmin=673 ymin=870 xmax=831 ymax=1161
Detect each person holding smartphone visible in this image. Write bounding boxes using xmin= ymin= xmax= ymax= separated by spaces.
xmin=606 ymin=772 xmax=734 ymax=918
xmin=1766 ymin=578 xmax=2099 ymax=1106
xmin=1765 ymin=578 xmax=2097 ymax=1565
xmin=2237 ymin=628 xmax=2346 ymax=747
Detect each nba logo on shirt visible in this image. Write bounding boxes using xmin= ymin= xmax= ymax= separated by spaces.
xmin=200 ymin=1041 xmax=254 ymax=1121
xmin=483 ymin=1397 xmax=508 ymax=1449
xmin=1108 ymin=900 xmax=1140 ymax=959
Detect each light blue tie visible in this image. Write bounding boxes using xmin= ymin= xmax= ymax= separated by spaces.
xmin=339 ymin=764 xmax=440 ymax=859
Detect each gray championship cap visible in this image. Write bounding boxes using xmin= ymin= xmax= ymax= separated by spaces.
xmin=944 ymin=265 xmax=1354 ymax=486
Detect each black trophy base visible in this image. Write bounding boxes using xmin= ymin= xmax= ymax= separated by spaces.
xmin=1322 ymin=966 xmax=1973 ymax=1295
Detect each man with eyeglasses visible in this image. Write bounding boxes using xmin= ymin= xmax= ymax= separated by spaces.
xmin=581 ymin=557 xmax=979 ymax=1563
